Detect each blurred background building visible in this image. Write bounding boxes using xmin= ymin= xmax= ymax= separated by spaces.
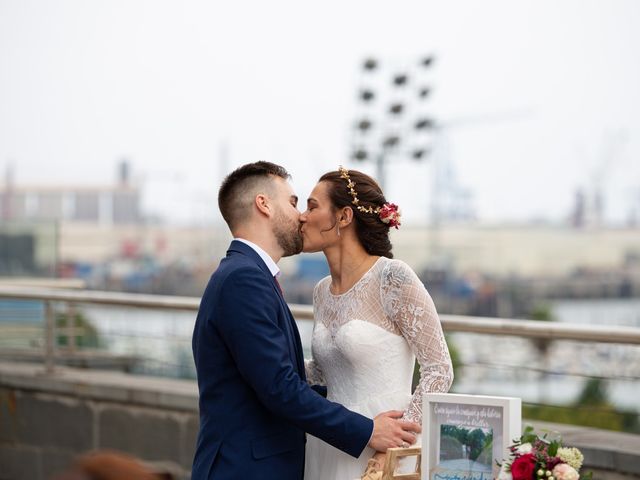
xmin=0 ymin=161 xmax=140 ymax=225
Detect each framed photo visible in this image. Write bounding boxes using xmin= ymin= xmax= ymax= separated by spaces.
xmin=422 ymin=393 xmax=521 ymax=480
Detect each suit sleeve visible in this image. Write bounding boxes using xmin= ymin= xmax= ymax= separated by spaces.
xmin=215 ymin=266 xmax=373 ymax=458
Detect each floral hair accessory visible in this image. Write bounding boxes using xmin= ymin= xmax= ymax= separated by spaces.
xmin=338 ymin=166 xmax=402 ymax=229
xmin=379 ymin=203 xmax=402 ymax=229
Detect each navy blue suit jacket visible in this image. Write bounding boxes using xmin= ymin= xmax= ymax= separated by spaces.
xmin=191 ymin=240 xmax=373 ymax=479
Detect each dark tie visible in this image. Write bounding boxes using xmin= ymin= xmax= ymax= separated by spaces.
xmin=274 ymin=275 xmax=284 ymax=295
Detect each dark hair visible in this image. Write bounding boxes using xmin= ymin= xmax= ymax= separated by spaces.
xmin=319 ymin=169 xmax=393 ymax=258
xmin=218 ymin=161 xmax=290 ymax=230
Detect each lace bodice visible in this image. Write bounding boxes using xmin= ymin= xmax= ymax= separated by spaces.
xmin=305 ymin=257 xmax=453 ymax=424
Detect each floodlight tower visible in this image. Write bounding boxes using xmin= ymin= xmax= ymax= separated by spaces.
xmin=350 ymin=56 xmax=436 ymax=192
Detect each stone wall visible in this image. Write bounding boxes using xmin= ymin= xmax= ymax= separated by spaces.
xmin=1 ymin=361 xmax=639 ymax=480
xmin=0 ymin=362 xmax=198 ymax=480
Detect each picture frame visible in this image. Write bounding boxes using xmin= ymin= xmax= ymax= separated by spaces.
xmin=422 ymin=393 xmax=521 ymax=480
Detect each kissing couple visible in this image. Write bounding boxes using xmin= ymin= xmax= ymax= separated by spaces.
xmin=191 ymin=161 xmax=454 ymax=479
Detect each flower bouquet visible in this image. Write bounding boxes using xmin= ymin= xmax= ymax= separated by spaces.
xmin=498 ymin=426 xmax=592 ymax=480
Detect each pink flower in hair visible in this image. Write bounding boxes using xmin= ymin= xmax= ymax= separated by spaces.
xmin=379 ymin=203 xmax=402 ymax=229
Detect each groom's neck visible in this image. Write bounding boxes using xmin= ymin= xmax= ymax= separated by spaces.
xmin=233 ymin=226 xmax=282 ymax=264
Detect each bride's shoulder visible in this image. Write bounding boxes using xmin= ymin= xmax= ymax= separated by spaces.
xmin=315 ymin=275 xmax=331 ymax=288
xmin=379 ymin=257 xmax=422 ymax=286
xmin=379 ymin=257 xmax=415 ymax=277
xmin=312 ymin=275 xmax=332 ymax=298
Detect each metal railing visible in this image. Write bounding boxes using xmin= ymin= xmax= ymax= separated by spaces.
xmin=1 ymin=284 xmax=640 ymax=374
xmin=1 ymin=285 xmax=639 ymax=432
xmin=2 ymin=284 xmax=640 ymax=344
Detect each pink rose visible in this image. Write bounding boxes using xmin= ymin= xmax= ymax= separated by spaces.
xmin=553 ymin=463 xmax=579 ymax=480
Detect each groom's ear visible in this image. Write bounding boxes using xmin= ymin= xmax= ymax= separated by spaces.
xmin=254 ymin=193 xmax=272 ymax=217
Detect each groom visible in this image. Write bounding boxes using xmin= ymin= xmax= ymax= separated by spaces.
xmin=191 ymin=161 xmax=420 ymax=479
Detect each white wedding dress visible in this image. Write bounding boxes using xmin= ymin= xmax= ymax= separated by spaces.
xmin=304 ymin=257 xmax=454 ymax=480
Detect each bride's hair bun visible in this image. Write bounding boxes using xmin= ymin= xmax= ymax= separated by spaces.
xmin=319 ymin=169 xmax=394 ymax=258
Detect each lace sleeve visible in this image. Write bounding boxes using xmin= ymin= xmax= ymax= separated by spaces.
xmin=305 ymin=279 xmax=326 ymax=385
xmin=381 ymin=260 xmax=453 ymax=424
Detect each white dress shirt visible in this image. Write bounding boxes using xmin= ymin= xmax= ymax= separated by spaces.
xmin=235 ymin=238 xmax=280 ymax=278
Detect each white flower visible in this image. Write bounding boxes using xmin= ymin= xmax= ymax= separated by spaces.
xmin=498 ymin=464 xmax=512 ymax=480
xmin=557 ymin=447 xmax=584 ymax=471
xmin=516 ymin=442 xmax=533 ymax=454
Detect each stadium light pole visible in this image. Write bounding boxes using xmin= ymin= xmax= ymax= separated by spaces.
xmin=351 ymin=55 xmax=437 ymax=192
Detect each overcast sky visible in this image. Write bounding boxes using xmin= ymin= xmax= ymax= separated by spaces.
xmin=1 ymin=0 xmax=639 ymax=225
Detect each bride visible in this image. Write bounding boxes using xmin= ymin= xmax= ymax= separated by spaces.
xmin=300 ymin=167 xmax=454 ymax=480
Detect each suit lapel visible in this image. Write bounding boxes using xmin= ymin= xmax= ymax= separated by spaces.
xmin=228 ymin=241 xmax=305 ymax=377
xmin=270 ymin=275 xmax=305 ymax=378
xmin=275 ymin=286 xmax=306 ymax=380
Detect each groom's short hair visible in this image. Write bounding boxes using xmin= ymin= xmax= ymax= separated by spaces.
xmin=218 ymin=161 xmax=291 ymax=230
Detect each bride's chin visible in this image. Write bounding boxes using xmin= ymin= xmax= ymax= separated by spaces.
xmin=301 ymin=242 xmax=320 ymax=254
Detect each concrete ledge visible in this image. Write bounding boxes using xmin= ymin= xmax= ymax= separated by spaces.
xmin=1 ymin=361 xmax=638 ymax=479
xmin=0 ymin=361 xmax=198 ymax=411
xmin=528 ymin=421 xmax=640 ymax=477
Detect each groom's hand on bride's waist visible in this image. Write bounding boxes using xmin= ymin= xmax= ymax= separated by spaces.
xmin=368 ymin=410 xmax=421 ymax=452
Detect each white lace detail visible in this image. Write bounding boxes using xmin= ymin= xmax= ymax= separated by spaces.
xmin=307 ymin=257 xmax=453 ymax=425
xmin=304 ymin=358 xmax=326 ymax=385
